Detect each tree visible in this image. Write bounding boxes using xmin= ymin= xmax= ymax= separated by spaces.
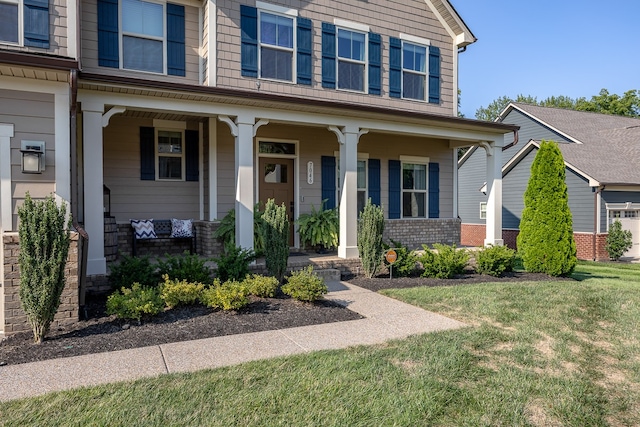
xmin=18 ymin=193 xmax=72 ymax=343
xmin=517 ymin=141 xmax=577 ymax=276
xmin=475 ymin=94 xmax=538 ymax=121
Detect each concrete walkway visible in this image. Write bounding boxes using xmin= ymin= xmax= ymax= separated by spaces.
xmin=0 ymin=280 xmax=465 ymax=402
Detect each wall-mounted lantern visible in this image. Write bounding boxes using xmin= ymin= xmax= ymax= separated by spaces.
xmin=20 ymin=141 xmax=45 ymax=174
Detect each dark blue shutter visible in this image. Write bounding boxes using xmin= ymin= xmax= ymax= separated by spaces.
xmin=428 ymin=46 xmax=441 ymax=104
xmin=24 ymin=0 xmax=49 ymax=48
xmin=97 ymin=0 xmax=119 ymax=68
xmin=321 ymin=23 xmax=336 ymax=89
xmin=321 ymin=156 xmax=336 ymax=209
xmin=388 ymin=160 xmax=401 ymax=219
xmin=428 ymin=162 xmax=439 ymax=218
xmin=368 ymin=159 xmax=381 ymax=206
xmin=140 ymin=127 xmax=155 ymax=180
xmin=368 ymin=33 xmax=381 ymax=95
xmin=240 ymin=5 xmax=258 ymax=77
xmin=389 ymin=37 xmax=401 ymax=98
xmin=167 ymin=3 xmax=186 ymax=76
xmin=296 ymin=18 xmax=312 ymax=85
xmin=185 ymin=130 xmax=199 ymax=182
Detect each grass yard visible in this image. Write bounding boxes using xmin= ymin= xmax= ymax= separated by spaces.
xmin=1 ymin=261 xmax=639 ymax=426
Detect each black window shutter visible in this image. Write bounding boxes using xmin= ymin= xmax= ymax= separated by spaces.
xmin=389 ymin=37 xmax=402 ymax=98
xmin=321 ymin=156 xmax=336 ymax=209
xmin=428 ymin=162 xmax=439 ymax=218
xmin=428 ymin=46 xmax=441 ymax=104
xmin=368 ymin=33 xmax=381 ymax=95
xmin=296 ymin=18 xmax=312 ymax=85
xmin=240 ymin=5 xmax=258 ymax=77
xmin=368 ymin=159 xmax=381 ymax=206
xmin=97 ymin=0 xmax=119 ymax=68
xmin=140 ymin=127 xmax=155 ymax=180
xmin=388 ymin=160 xmax=401 ymax=219
xmin=185 ymin=130 xmax=199 ymax=182
xmin=24 ymin=0 xmax=49 ymax=48
xmin=167 ymin=3 xmax=186 ymax=76
xmin=321 ymin=23 xmax=336 ymax=89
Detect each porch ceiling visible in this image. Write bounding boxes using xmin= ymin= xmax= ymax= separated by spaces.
xmin=0 ymin=64 xmax=69 ymax=83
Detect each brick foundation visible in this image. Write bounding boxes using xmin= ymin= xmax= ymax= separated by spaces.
xmin=461 ymin=223 xmax=610 ymax=260
xmin=384 ymin=218 xmax=461 ymax=249
xmin=2 ymin=232 xmax=79 ymax=337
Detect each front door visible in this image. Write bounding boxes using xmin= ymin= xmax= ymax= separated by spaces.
xmin=259 ymin=157 xmax=295 ymax=245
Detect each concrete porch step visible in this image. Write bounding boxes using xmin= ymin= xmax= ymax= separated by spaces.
xmin=311 ymin=268 xmax=341 ymax=282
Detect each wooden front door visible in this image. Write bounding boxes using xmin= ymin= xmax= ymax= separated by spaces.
xmin=259 ymin=157 xmax=295 ymax=245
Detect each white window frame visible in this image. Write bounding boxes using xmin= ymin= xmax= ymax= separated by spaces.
xmin=257 ymin=7 xmax=297 ymax=83
xmin=401 ymin=39 xmax=429 ymax=102
xmin=400 ymin=155 xmax=429 ymax=219
xmin=334 ymin=22 xmax=368 ymax=94
xmin=480 ymin=202 xmax=487 ymax=219
xmin=155 ymin=128 xmax=185 ymax=181
xmin=119 ymin=0 xmax=167 ymax=75
xmin=0 ymin=0 xmax=23 ymax=46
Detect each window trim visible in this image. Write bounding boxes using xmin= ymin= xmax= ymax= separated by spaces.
xmin=335 ymin=26 xmax=368 ymax=93
xmin=480 ymin=202 xmax=487 ymax=220
xmin=155 ymin=128 xmax=185 ymax=181
xmin=401 ymin=39 xmax=429 ymax=102
xmin=119 ymin=0 xmax=167 ymax=75
xmin=400 ymin=155 xmax=429 ymax=219
xmin=257 ymin=8 xmax=297 ymax=83
xmin=0 ymin=0 xmax=23 ymax=46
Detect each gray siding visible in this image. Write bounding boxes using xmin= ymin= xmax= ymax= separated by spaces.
xmin=458 ymin=147 xmax=486 ymax=224
xmin=565 ymin=168 xmax=593 ymax=232
xmin=601 ymin=190 xmax=640 ymax=231
xmin=501 ymin=109 xmax=571 ymax=145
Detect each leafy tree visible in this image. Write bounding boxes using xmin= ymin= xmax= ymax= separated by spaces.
xmin=605 ymin=220 xmax=633 ymax=261
xmin=18 ymin=193 xmax=72 ymax=343
xmin=475 ymin=94 xmax=538 ymax=121
xmin=517 ymin=141 xmax=577 ymax=276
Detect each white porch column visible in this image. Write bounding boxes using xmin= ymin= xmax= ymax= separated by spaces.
xmin=236 ymin=116 xmax=255 ymax=251
xmin=337 ymin=126 xmax=359 ymax=258
xmin=0 ymin=123 xmax=14 ymax=232
xmin=483 ymin=136 xmax=504 ymax=246
xmin=207 ymin=117 xmax=217 ymax=221
xmin=82 ymin=102 xmax=106 ymax=275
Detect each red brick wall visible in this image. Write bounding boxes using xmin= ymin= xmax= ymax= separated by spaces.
xmin=461 ymin=224 xmax=485 ymax=247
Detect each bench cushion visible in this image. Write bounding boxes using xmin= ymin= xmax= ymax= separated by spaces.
xmin=170 ymin=218 xmax=193 ymax=238
xmin=131 ymin=219 xmax=157 ymax=239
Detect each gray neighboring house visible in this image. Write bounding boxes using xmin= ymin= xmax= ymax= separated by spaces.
xmin=458 ymin=102 xmax=640 ymax=260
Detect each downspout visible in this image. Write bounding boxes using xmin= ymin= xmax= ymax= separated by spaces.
xmin=501 ymin=130 xmax=519 ymax=151
xmin=69 ymin=69 xmax=89 ymax=318
xmin=593 ymin=185 xmax=604 ymax=261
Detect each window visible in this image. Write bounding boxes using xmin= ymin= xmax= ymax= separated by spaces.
xmin=402 ymin=42 xmax=427 ymax=101
xmin=122 ymin=0 xmax=164 ymax=73
xmin=157 ymin=130 xmax=184 ymax=180
xmin=337 ymin=28 xmax=366 ymax=92
xmin=0 ymin=1 xmax=19 ymax=44
xmin=402 ymin=162 xmax=427 ymax=218
xmin=259 ymin=11 xmax=294 ymax=81
xmin=480 ymin=202 xmax=487 ymax=219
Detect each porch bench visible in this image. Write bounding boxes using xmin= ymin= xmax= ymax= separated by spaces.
xmin=131 ymin=219 xmax=196 ymax=256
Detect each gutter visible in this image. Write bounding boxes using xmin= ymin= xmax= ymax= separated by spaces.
xmin=593 ymin=185 xmax=604 ymax=261
xmin=502 ymin=130 xmax=519 ymax=151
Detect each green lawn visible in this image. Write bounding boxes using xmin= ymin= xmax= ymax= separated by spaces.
xmin=1 ymin=261 xmax=639 ymax=426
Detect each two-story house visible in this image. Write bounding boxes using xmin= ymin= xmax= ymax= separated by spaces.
xmin=1 ymin=0 xmax=518 ymax=334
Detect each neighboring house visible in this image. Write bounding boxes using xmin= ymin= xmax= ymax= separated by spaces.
xmin=1 ymin=0 xmax=519 ymax=334
xmin=459 ymin=102 xmax=640 ymax=259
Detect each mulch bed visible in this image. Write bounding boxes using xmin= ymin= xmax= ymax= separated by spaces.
xmin=0 ymin=271 xmax=571 ymax=366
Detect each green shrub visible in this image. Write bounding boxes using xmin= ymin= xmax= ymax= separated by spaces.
xmin=109 ymin=254 xmax=160 ymax=289
xmin=282 ymin=266 xmax=327 ymax=302
xmin=605 ymin=220 xmax=633 ymax=261
xmin=475 ymin=245 xmax=516 ymax=277
xmin=244 ymin=274 xmax=279 ymax=298
xmin=297 ymin=201 xmax=339 ymax=251
xmin=17 ymin=193 xmax=72 ymax=343
xmin=517 ymin=140 xmax=577 ymax=276
xmin=213 ymin=244 xmax=256 ymax=281
xmin=357 ymin=199 xmax=385 ymax=278
xmin=159 ymin=275 xmax=205 ymax=308
xmin=213 ymin=204 xmax=266 ymax=256
xmin=201 ymin=279 xmax=250 ymax=311
xmin=382 ymin=240 xmax=420 ymax=277
xmin=420 ymin=243 xmax=469 ymax=279
xmin=261 ymin=199 xmax=290 ymax=282
xmin=106 ymin=283 xmax=165 ymax=322
xmin=157 ymin=251 xmax=211 ymax=283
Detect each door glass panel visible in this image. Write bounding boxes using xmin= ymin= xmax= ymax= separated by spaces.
xmin=264 ymin=164 xmax=287 ymax=183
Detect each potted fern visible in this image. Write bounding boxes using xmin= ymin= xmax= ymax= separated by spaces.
xmin=297 ymin=200 xmax=339 ymax=253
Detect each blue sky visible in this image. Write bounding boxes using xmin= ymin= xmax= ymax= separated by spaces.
xmin=452 ymin=0 xmax=640 ymax=118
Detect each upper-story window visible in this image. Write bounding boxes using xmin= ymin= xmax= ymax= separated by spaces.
xmin=97 ymin=0 xmax=185 ymax=76
xmin=390 ymin=35 xmax=440 ymax=103
xmin=402 ymin=42 xmax=427 ymax=101
xmin=0 ymin=0 xmax=49 ymax=48
xmin=259 ymin=11 xmax=294 ymax=81
xmin=337 ymin=28 xmax=366 ymax=92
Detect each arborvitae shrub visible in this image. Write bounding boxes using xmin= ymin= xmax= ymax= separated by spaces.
xmin=605 ymin=220 xmax=633 ymax=261
xmin=106 ymin=283 xmax=165 ymax=322
xmin=244 ymin=274 xmax=279 ymax=298
xmin=159 ymin=275 xmax=205 ymax=308
xmin=261 ymin=199 xmax=290 ymax=282
xmin=282 ymin=266 xmax=327 ymax=302
xmin=157 ymin=252 xmax=211 ymax=284
xmin=357 ymin=199 xmax=385 ymax=278
xmin=475 ymin=245 xmax=516 ymax=277
xmin=18 ymin=193 xmax=71 ymax=343
xmin=517 ymin=140 xmax=577 ymax=276
xmin=420 ymin=243 xmax=469 ymax=279
xmin=109 ymin=254 xmax=160 ymax=289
